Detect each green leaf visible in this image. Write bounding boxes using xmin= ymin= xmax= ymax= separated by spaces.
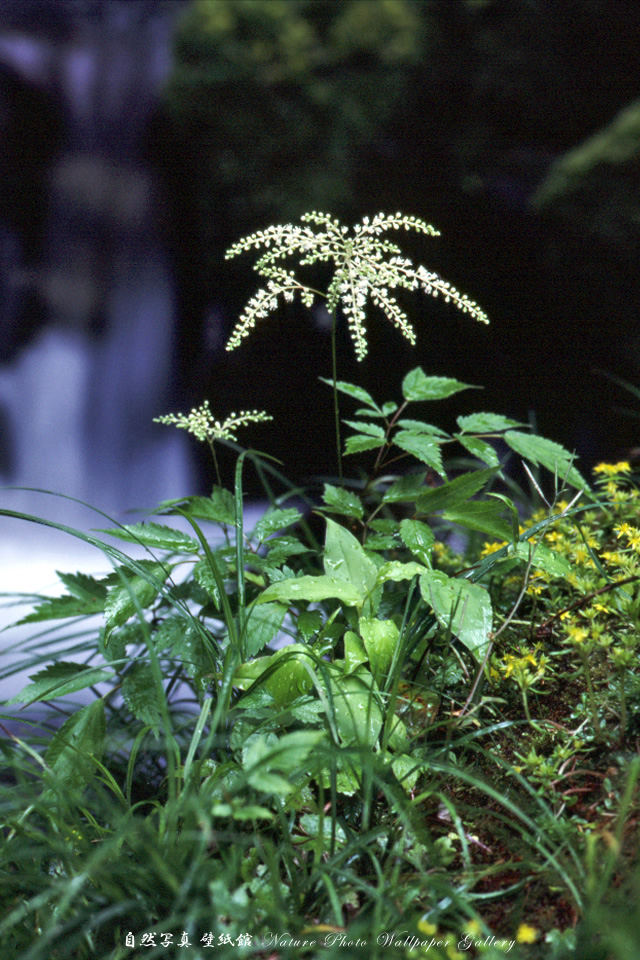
xmin=244 ymin=601 xmax=288 ymax=657
xmin=396 ymin=419 xmax=449 ymax=437
xmin=265 ymin=536 xmax=311 ymax=565
xmin=253 ymin=507 xmax=302 ymax=543
xmin=297 ymin=609 xmax=324 ymax=641
xmin=442 ymin=500 xmax=513 ymax=541
xmin=161 ymin=621 xmax=212 ymax=687
xmin=104 ymin=561 xmax=169 ymax=634
xmin=399 ymin=519 xmax=435 ymax=565
xmin=391 ymin=753 xmax=420 ymax=793
xmin=419 ymin=571 xmax=492 ymax=658
xmin=344 ymin=434 xmax=386 ymax=455
xmin=359 ymin=617 xmax=399 ymax=678
xmin=415 ymin=468 xmax=499 ymax=514
xmin=393 ymin=431 xmax=445 ymax=476
xmin=331 ymin=674 xmax=383 ymax=746
xmin=121 ymin=662 xmax=162 ymax=735
xmin=344 ymin=630 xmax=368 ymax=672
xmin=15 ymin=592 xmax=106 ymax=625
xmin=97 ymin=521 xmax=200 ymax=553
xmin=44 ymin=700 xmax=105 ymax=793
xmin=298 ymin=814 xmax=347 ymax=850
xmin=488 ymin=492 xmax=520 ymax=544
xmin=257 ymin=574 xmax=363 ymax=607
xmin=457 ymin=412 xmax=524 ymax=433
xmin=323 ymin=518 xmax=378 ymax=599
xmin=382 ymin=471 xmax=427 ymax=503
xmin=322 ymin=483 xmax=364 ymax=519
xmin=319 ymin=378 xmax=379 ymax=409
xmin=193 ymin=558 xmax=221 ymax=607
xmin=402 ymin=368 xmax=478 ymax=401
xmin=510 ymin=541 xmax=572 ymax=578
xmin=161 ymin=487 xmax=236 ymax=525
xmin=343 ymin=419 xmax=386 ymax=438
xmin=455 ymin=434 xmax=500 ymax=467
xmin=376 ymin=560 xmax=427 ymax=584
xmin=503 ymin=431 xmax=589 ymax=490
xmin=56 ymin=571 xmax=108 ymax=603
xmin=7 ymin=662 xmax=114 ymax=705
xmin=244 ymin=731 xmax=324 ymax=795
xmin=234 ymin=645 xmax=315 ymax=707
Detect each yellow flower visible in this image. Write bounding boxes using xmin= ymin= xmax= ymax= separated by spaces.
xmin=516 ymin=923 xmax=538 ymax=944
xmin=417 ymin=918 xmax=438 ymax=936
xmin=628 ymin=529 xmax=640 ymax=551
xmin=566 ymin=624 xmax=589 ymax=644
xmin=480 ymin=540 xmax=505 ymax=558
xmin=594 ymin=461 xmax=631 ymax=476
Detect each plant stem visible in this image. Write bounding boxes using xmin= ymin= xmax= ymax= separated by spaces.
xmin=330 ymin=308 xmax=343 ymax=485
xmin=578 ymin=646 xmax=603 ymax=738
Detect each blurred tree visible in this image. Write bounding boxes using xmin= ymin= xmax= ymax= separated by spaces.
xmin=532 ymin=98 xmax=640 ymax=245
xmin=164 ymin=0 xmax=424 ymax=242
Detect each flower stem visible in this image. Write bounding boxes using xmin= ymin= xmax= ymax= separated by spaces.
xmin=330 ymin=308 xmax=343 ymax=485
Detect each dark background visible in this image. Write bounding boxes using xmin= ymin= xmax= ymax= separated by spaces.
xmin=2 ymin=0 xmax=640 ymax=502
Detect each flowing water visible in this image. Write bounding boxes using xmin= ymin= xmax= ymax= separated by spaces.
xmin=0 ymin=0 xmax=192 ymax=528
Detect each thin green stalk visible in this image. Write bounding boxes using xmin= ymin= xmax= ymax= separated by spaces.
xmin=577 ymin=646 xmax=603 ymax=738
xmin=330 ymin=307 xmax=343 ymax=485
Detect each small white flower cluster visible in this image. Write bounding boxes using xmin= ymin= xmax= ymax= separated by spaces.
xmin=154 ymin=401 xmax=272 ymax=443
xmin=224 ymin=211 xmax=489 ymax=361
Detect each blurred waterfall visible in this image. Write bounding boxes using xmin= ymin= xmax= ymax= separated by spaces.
xmin=0 ymin=0 xmax=191 ymax=523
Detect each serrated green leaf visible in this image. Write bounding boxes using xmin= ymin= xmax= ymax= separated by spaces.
xmin=44 ymin=700 xmax=105 ymax=792
xmin=252 ymin=507 xmax=302 ymax=543
xmin=104 ymin=562 xmax=169 ymax=634
xmin=297 ymin=609 xmax=324 ymax=641
xmin=97 ymin=522 xmax=199 ymax=553
xmin=457 ymin=412 xmax=524 ymax=433
xmin=419 ymin=571 xmax=492 ymax=658
xmin=344 ymin=434 xmax=386 ymax=455
xmin=161 ymin=621 xmax=212 ymax=685
xmin=121 ymin=662 xmax=162 ymax=734
xmin=383 ymin=472 xmax=428 ymax=503
xmin=244 ymin=601 xmax=287 ymax=657
xmin=455 ymin=434 xmax=500 ymax=467
xmin=265 ymin=536 xmax=311 ymax=565
xmin=415 ymin=468 xmax=499 ymax=514
xmin=322 ymin=483 xmax=364 ymax=519
xmin=323 ymin=518 xmax=378 ymax=599
xmin=257 ymin=575 xmax=364 ymax=607
xmin=402 ymin=368 xmax=478 ymax=401
xmin=319 ymin=377 xmax=379 ymax=409
xmin=7 ymin=662 xmax=114 ymax=705
xmin=56 ymin=571 xmax=108 ymax=603
xmin=399 ymin=519 xmax=435 ymax=565
xmin=15 ymin=592 xmax=106 ymax=625
xmin=503 ymin=431 xmax=589 ymax=491
xmin=442 ymin=500 xmax=513 ymax=541
xmin=396 ymin=419 xmax=450 ymax=437
xmin=164 ymin=487 xmax=236 ymax=525
xmin=343 ymin=419 xmax=386 ymax=438
xmin=393 ymin=431 xmax=445 ymax=476
xmin=193 ymin=558 xmax=221 ymax=607
xmin=359 ymin=617 xmax=399 ymax=678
